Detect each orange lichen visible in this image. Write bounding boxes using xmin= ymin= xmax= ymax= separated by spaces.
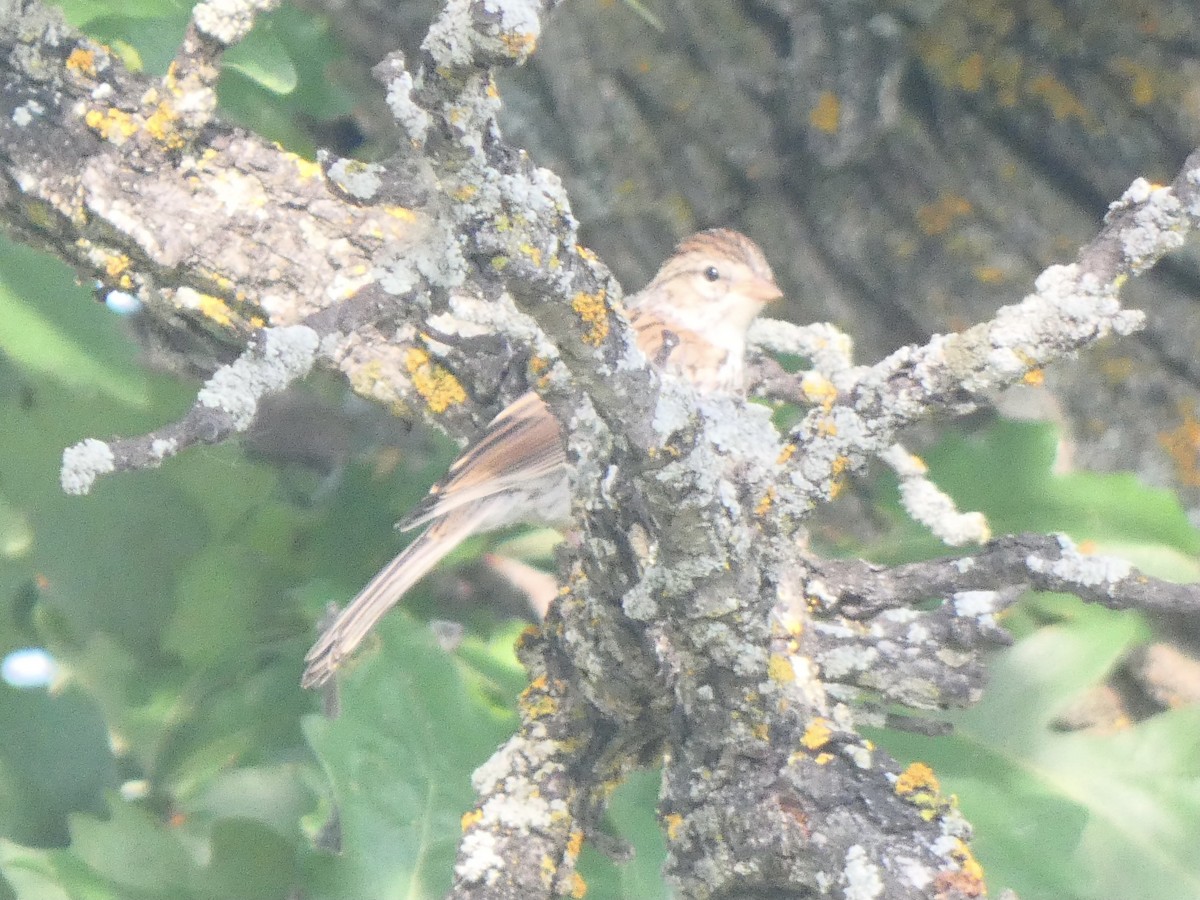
xmin=143 ymin=100 xmax=186 ymax=149
xmin=933 ymin=869 xmax=986 ymax=897
xmin=500 ymin=31 xmax=538 ymax=58
xmin=1022 ymin=368 xmax=1044 ymax=386
xmin=663 ymin=813 xmax=684 ymax=841
xmin=84 ymin=107 xmax=137 ymax=143
xmin=800 ymin=373 xmax=838 ymax=407
xmin=816 ymin=417 xmax=838 ymax=438
xmin=1111 ymin=57 xmax=1157 ymax=107
xmin=404 ymin=347 xmax=467 ymax=413
xmin=104 ymin=254 xmax=131 ymax=280
xmin=829 ymin=454 xmax=851 ymax=498
xmin=809 ymin=91 xmax=840 ymax=134
xmin=565 ymin=829 xmax=584 ymax=858
xmin=973 ymin=264 xmax=1006 ymax=284
xmin=776 ymin=443 xmax=797 ymax=465
xmin=568 ymin=872 xmax=587 ymax=898
xmin=916 ymin=194 xmax=972 ymax=236
xmin=1158 ymin=405 xmax=1200 ymax=486
xmin=1028 ymin=73 xmax=1092 ymax=125
xmin=894 ymin=762 xmax=940 ymax=796
xmin=571 ymin=289 xmax=610 ymax=346
xmin=66 ymin=47 xmax=97 ymax=77
xmin=801 ymin=718 xmax=832 ymax=750
xmin=956 ymin=52 xmax=984 ymax=92
xmin=755 ymin=487 xmax=776 ymax=516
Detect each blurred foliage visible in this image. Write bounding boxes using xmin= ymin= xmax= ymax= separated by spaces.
xmin=3 ymin=2 xmax=1199 ymax=898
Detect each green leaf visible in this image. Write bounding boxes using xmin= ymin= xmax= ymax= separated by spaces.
xmin=69 ymin=802 xmax=197 ymax=895
xmin=0 ymin=684 xmax=116 ymax=847
xmin=0 ymin=240 xmax=150 ymax=409
xmin=861 ymin=420 xmax=1200 ymax=566
xmin=0 ymin=840 xmax=70 ymax=900
xmin=303 ymin=617 xmax=520 ymax=899
xmin=223 ymin=24 xmax=299 ymax=95
xmin=872 ymin=607 xmax=1200 ymax=900
xmin=202 ymin=818 xmax=296 ymax=900
xmin=926 ymin=420 xmax=1200 ymax=555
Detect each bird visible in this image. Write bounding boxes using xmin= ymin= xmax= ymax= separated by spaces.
xmin=302 ymin=229 xmax=783 ymax=688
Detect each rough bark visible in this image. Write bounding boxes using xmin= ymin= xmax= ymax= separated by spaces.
xmin=311 ymin=0 xmax=1200 ymax=517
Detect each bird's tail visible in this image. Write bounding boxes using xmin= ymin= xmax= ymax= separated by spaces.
xmin=301 ymin=511 xmax=481 ymax=688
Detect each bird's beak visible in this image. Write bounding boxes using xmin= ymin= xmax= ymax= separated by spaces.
xmin=742 ymin=277 xmax=784 ymax=304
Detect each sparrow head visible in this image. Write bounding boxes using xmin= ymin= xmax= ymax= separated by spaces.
xmin=638 ymin=228 xmax=783 ymax=333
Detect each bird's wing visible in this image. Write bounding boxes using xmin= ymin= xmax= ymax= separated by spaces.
xmin=398 ymin=390 xmax=565 ymax=530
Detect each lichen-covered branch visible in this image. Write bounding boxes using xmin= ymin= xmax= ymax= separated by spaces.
xmin=60 ymin=325 xmax=321 ymax=493
xmin=809 ymin=532 xmax=1200 ymax=621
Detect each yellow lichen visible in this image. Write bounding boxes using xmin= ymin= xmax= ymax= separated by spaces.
xmin=800 ymin=373 xmax=838 ymax=407
xmin=916 ymin=194 xmax=972 ymax=236
xmin=404 ymin=347 xmax=467 ymax=413
xmin=518 ymin=242 xmax=542 ymax=267
xmin=1028 ymin=73 xmax=1093 ymax=125
xmin=801 ymin=718 xmax=832 ymax=750
xmin=85 ymin=107 xmax=138 ymax=143
xmin=775 ymin=443 xmax=797 ymax=465
xmin=894 ymin=761 xmax=940 ymax=796
xmin=950 ymin=838 xmax=984 ymax=882
xmin=66 ymin=47 xmax=97 ymax=77
xmin=809 ymin=90 xmax=840 ymax=134
xmin=104 ymin=254 xmax=131 ymax=280
xmin=768 ymin=653 xmax=795 ymax=683
xmin=500 ymin=31 xmax=538 ymax=59
xmin=566 ymin=829 xmax=584 ymax=858
xmin=197 ymin=294 xmax=233 ymax=327
xmin=754 ymin=487 xmax=776 ymax=516
xmin=956 ymin=52 xmax=984 ymax=92
xmin=1111 ymin=57 xmax=1157 ymax=107
xmin=143 ymin=100 xmax=185 ymax=150
xmin=1023 ymin=368 xmax=1044 ymax=386
xmin=460 ymin=809 xmax=483 ymax=831
xmin=571 ymin=289 xmax=610 ymax=346
xmin=752 ymin=723 xmax=769 ymax=741
xmin=663 ymin=813 xmax=684 ymax=841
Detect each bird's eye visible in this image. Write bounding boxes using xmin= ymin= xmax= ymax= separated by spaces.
xmin=703 ymin=266 xmax=720 ymax=282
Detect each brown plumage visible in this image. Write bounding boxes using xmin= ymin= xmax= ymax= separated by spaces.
xmin=301 ymin=229 xmax=782 ymax=687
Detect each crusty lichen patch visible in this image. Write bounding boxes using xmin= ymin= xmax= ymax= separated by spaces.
xmin=405 ymin=347 xmax=466 ymax=413
xmin=571 ymin=289 xmax=609 ymax=347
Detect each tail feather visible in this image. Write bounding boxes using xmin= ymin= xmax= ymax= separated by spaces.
xmin=301 ymin=512 xmax=481 ymax=688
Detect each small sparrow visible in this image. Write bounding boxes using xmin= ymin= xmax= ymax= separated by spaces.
xmin=302 ymin=229 xmax=782 ymax=687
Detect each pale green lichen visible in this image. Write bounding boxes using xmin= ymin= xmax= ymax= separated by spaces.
xmin=196 ymin=325 xmax=319 ymax=429
xmin=60 ymin=438 xmax=115 ymax=496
